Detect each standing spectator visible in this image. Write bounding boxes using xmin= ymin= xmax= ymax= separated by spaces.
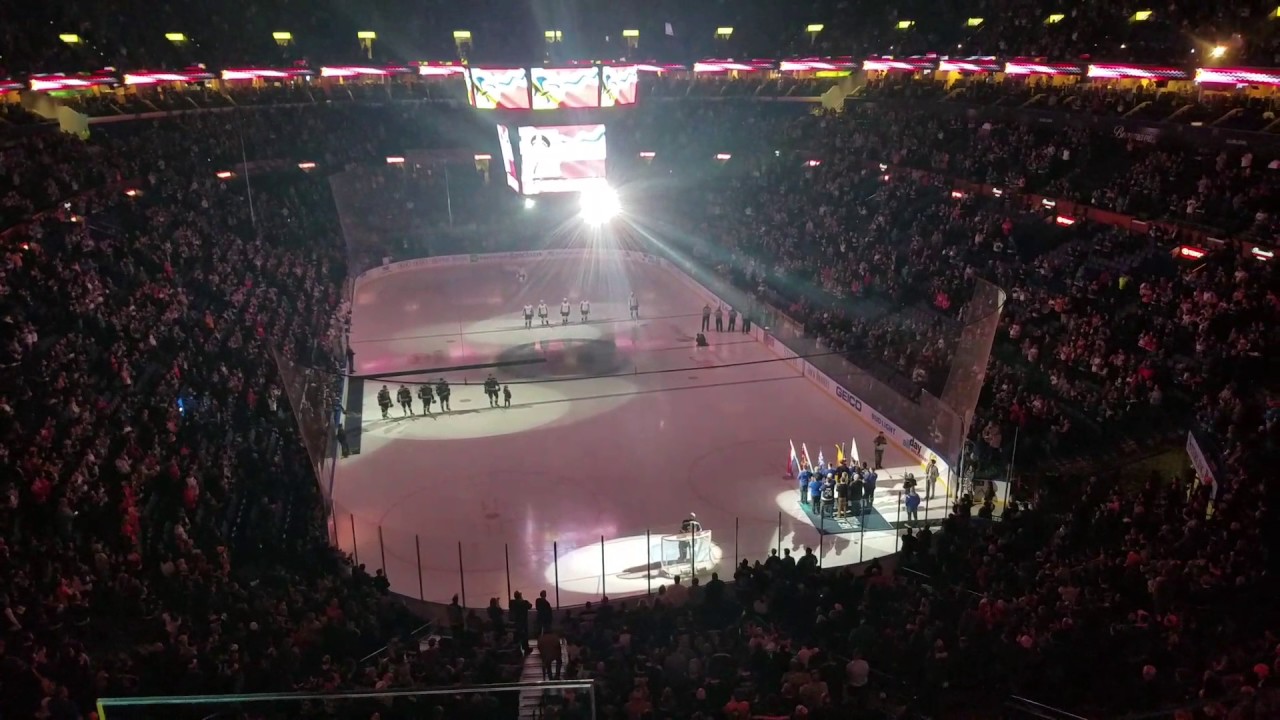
xmin=510 ymin=591 xmax=532 ymax=655
xmin=536 ymin=590 xmax=554 ymax=635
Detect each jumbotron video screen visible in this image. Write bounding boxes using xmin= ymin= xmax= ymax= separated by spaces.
xmin=517 ymin=124 xmax=607 ymax=195
xmin=531 ymin=67 xmax=603 ymax=109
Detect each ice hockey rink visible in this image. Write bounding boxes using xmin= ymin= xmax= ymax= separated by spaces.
xmin=334 ymin=250 xmax=948 ymax=607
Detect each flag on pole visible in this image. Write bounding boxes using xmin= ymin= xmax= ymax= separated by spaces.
xmin=836 ymin=443 xmax=845 ymax=465
xmin=788 ymin=440 xmax=800 ymax=477
xmin=817 ymin=448 xmax=826 ymax=469
xmin=664 ymin=22 xmax=675 ymax=36
xmin=849 ymin=437 xmax=860 ymax=464
xmin=801 ymin=443 xmax=813 ymax=471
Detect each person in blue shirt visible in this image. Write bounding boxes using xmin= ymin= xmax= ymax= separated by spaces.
xmin=904 ymin=486 xmax=921 ymax=524
xmin=808 ymin=476 xmax=823 ymax=509
xmin=798 ymin=466 xmax=812 ymax=504
xmin=864 ymin=468 xmax=878 ymax=506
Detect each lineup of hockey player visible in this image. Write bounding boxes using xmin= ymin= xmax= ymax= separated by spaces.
xmin=521 ymin=292 xmax=641 ymax=328
xmin=374 ymin=374 xmax=510 ymax=419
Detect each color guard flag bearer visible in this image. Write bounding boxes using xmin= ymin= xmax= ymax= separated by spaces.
xmin=849 ymin=438 xmax=860 ymax=464
xmin=788 ymin=440 xmax=802 ymax=478
xmin=835 ymin=443 xmax=845 ymax=465
xmin=802 ymin=443 xmax=815 ymax=472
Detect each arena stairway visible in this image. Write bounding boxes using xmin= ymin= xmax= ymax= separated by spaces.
xmin=517 ymin=636 xmax=570 ymax=720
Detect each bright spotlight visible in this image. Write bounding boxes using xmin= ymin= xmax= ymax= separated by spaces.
xmin=579 ymin=185 xmax=621 ymax=226
xmin=523 ymin=197 xmax=536 ymax=210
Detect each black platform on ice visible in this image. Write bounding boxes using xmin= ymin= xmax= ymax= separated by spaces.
xmin=800 ymin=501 xmax=894 ymax=535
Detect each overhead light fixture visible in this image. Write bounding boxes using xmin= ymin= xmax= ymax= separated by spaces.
xmin=579 ymin=185 xmax=621 ymax=226
xmin=622 ymin=29 xmax=640 ymax=38
xmin=1209 ymin=45 xmax=1227 ymax=59
xmin=59 ymin=33 xmax=82 ymax=44
xmin=298 ymin=162 xmax=317 ymax=170
xmin=896 ymin=20 xmax=915 ymax=29
xmin=357 ymin=31 xmax=377 ymax=40
xmin=806 ymin=24 xmax=825 ymax=33
xmin=1045 ymin=14 xmax=1065 ymax=24
xmin=966 ymin=18 xmax=984 ymax=26
xmin=452 ymin=30 xmax=472 ymax=40
xmin=165 ymin=32 xmax=187 ymax=43
xmin=215 ymin=171 xmax=234 ymax=179
xmin=272 ymin=31 xmax=293 ymax=41
xmin=1131 ymin=10 xmax=1153 ymax=21
xmin=386 ymin=156 xmax=406 ymax=164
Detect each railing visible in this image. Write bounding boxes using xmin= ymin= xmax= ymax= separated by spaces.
xmin=97 ymin=680 xmax=597 ymax=720
xmin=330 ymin=503 xmax=954 ymax=609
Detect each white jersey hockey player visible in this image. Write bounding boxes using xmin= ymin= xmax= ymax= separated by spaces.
xmin=523 ymin=303 xmax=534 ymax=329
xmin=579 ymin=299 xmax=590 ymax=323
xmin=537 ymin=301 xmax=549 ymax=326
xmin=517 ymin=268 xmax=528 ymax=284
xmin=629 ymin=292 xmax=639 ymax=319
xmin=560 ymin=299 xmax=571 ymax=325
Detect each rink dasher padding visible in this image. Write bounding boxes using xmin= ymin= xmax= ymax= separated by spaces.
xmin=350 ymin=249 xmax=951 ymax=481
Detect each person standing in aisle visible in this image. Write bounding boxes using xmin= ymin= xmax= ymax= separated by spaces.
xmin=509 ymin=591 xmax=532 ymax=656
xmin=535 ymin=590 xmax=554 ymax=635
xmin=579 ymin=299 xmax=590 ymax=323
xmin=417 ymin=383 xmax=434 ymax=415
xmin=873 ymin=431 xmax=887 ymax=470
xmin=397 ymin=385 xmax=414 ymax=417
xmin=727 ymin=307 xmax=737 ymax=332
xmin=701 ymin=303 xmax=711 ymax=332
xmin=538 ymin=300 xmax=549 ymax=326
xmin=560 ymin=298 xmax=571 ymax=325
xmin=714 ymin=305 xmax=724 ymax=332
xmin=629 ymin=292 xmax=639 ymax=319
xmin=503 ymin=385 xmax=512 ymax=408
xmin=742 ymin=312 xmax=752 ymax=333
xmin=436 ymin=378 xmax=451 ymax=412
xmin=523 ymin=303 xmax=534 ymax=329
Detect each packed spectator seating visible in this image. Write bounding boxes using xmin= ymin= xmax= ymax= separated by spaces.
xmin=2 ymin=7 xmax=1280 ymax=718
xmin=2 ymin=0 xmax=1280 ymax=71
